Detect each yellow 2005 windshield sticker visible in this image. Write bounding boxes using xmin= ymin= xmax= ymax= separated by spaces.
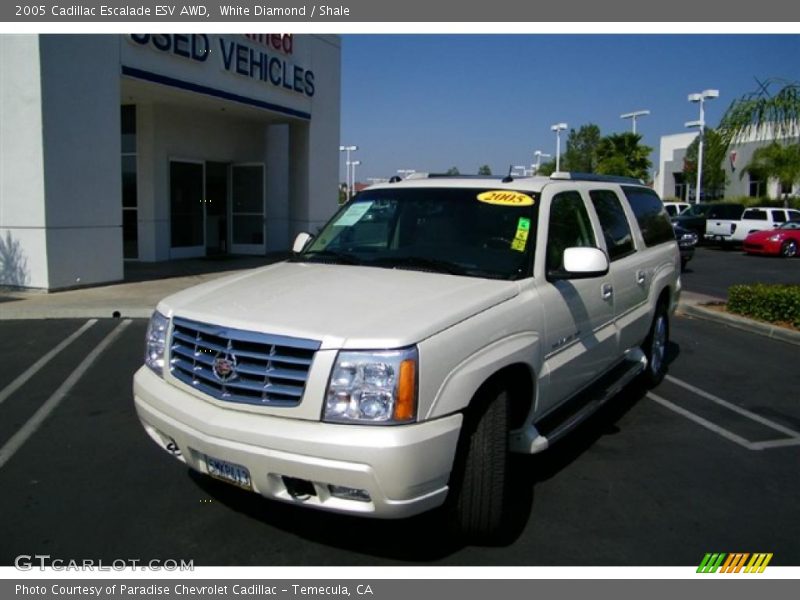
xmin=477 ymin=190 xmax=535 ymax=207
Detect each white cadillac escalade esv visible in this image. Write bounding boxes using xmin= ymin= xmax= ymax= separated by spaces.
xmin=133 ymin=173 xmax=681 ymax=543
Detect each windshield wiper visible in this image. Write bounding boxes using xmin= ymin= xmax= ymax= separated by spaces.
xmin=367 ymin=256 xmax=470 ymax=276
xmin=295 ymin=250 xmax=363 ymax=265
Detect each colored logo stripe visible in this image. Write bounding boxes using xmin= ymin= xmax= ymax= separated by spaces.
xmin=697 ymin=553 xmax=726 ymax=573
xmin=697 ymin=553 xmax=773 ymax=573
xmin=745 ymin=553 xmax=773 ymax=573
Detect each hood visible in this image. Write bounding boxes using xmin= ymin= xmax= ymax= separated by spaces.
xmin=745 ymin=229 xmax=782 ymax=242
xmin=159 ymin=261 xmax=519 ymax=349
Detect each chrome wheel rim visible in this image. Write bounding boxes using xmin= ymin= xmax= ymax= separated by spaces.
xmin=783 ymin=241 xmax=798 ymax=257
xmin=650 ymin=315 xmax=667 ymax=375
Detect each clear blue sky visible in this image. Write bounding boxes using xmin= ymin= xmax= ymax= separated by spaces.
xmin=339 ymin=34 xmax=800 ymax=182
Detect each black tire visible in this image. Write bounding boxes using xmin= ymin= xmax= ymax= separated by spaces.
xmin=780 ymin=239 xmax=798 ymax=258
xmin=640 ymin=302 xmax=669 ymax=387
xmin=447 ymin=386 xmax=511 ymax=544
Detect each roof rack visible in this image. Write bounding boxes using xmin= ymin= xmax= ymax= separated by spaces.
xmin=405 ymin=172 xmax=507 ymax=179
xmin=549 ymin=171 xmax=644 ymax=185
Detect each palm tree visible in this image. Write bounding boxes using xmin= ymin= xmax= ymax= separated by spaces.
xmin=718 ymin=79 xmax=800 ymax=146
xmin=740 ymin=142 xmax=800 ymax=206
xmin=595 ymin=132 xmax=652 ymax=180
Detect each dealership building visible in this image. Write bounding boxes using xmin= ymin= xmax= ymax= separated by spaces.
xmin=655 ymin=125 xmax=800 ymax=202
xmin=0 ymin=34 xmax=341 ymax=290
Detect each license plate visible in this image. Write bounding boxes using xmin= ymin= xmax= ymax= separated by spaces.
xmin=205 ymin=455 xmax=252 ymax=490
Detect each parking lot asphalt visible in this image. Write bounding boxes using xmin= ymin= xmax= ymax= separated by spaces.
xmin=1 ymin=314 xmax=797 ymax=566
xmin=681 ymin=245 xmax=800 ymax=299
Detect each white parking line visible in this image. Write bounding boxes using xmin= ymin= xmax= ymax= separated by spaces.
xmin=647 ymin=392 xmax=757 ymax=450
xmin=649 ymin=375 xmax=800 ymax=451
xmin=665 ymin=374 xmax=800 ymax=440
xmin=0 ymin=320 xmax=131 ymax=471
xmin=0 ymin=319 xmax=97 ymax=406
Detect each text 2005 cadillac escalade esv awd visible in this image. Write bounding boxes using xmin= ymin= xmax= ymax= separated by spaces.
xmin=133 ymin=173 xmax=680 ymax=543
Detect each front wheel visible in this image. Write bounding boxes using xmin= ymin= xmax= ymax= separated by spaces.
xmin=780 ymin=239 xmax=798 ymax=258
xmin=640 ymin=304 xmax=669 ymax=387
xmin=446 ymin=386 xmax=511 ymax=545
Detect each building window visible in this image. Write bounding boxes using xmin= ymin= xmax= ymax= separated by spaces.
xmin=748 ymin=169 xmax=765 ymax=198
xmin=121 ymin=105 xmax=138 ymax=259
xmin=673 ymin=172 xmax=687 ymax=201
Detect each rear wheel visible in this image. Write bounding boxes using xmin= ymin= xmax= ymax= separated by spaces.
xmin=640 ymin=303 xmax=669 ymax=387
xmin=447 ymin=386 xmax=511 ymax=544
xmin=780 ymin=239 xmax=798 ymax=258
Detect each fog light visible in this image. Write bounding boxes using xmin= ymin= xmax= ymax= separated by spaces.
xmin=328 ymin=485 xmax=371 ymax=502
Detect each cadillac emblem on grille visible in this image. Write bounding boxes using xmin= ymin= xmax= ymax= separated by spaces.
xmin=212 ymin=353 xmax=237 ymax=382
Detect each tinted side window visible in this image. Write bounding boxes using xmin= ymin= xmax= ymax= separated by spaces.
xmin=744 ymin=209 xmax=767 ymax=221
xmin=621 ymin=186 xmax=675 ymax=247
xmin=590 ymin=190 xmax=635 ymax=261
xmin=789 ymin=211 xmax=800 ymax=222
xmin=546 ymin=191 xmax=596 ymax=273
xmin=771 ymin=210 xmax=786 ymax=223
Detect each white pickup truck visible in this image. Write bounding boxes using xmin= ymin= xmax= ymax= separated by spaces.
xmin=133 ymin=173 xmax=681 ymax=543
xmin=706 ymin=206 xmax=800 ymax=244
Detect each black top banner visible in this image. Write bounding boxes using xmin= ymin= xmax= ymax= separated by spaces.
xmin=3 ymin=0 xmax=800 ymax=22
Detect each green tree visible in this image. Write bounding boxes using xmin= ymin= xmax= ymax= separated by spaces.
xmin=536 ymin=159 xmax=557 ymax=177
xmin=740 ymin=142 xmax=800 ymax=206
xmin=718 ymin=79 xmax=800 ymax=146
xmin=477 ymin=164 xmax=492 ymax=176
xmin=682 ymin=127 xmax=728 ymax=199
xmin=445 ymin=166 xmax=460 ymax=175
xmin=563 ymin=124 xmax=601 ymax=173
xmin=595 ymin=132 xmax=652 ymax=180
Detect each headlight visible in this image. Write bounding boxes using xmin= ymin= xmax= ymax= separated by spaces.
xmin=768 ymin=234 xmax=782 ymax=242
xmin=144 ymin=310 xmax=170 ymax=376
xmin=324 ymin=347 xmax=418 ymax=424
xmin=680 ymin=232 xmax=698 ymax=245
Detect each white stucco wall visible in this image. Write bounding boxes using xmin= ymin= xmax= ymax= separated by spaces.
xmin=39 ymin=35 xmax=123 ymax=289
xmin=654 ymin=132 xmax=698 ymax=199
xmin=0 ymin=35 xmax=48 ymax=288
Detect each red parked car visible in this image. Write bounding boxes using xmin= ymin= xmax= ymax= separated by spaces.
xmin=743 ymin=221 xmax=800 ymax=257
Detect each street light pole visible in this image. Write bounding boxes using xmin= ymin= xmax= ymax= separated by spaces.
xmin=620 ymin=109 xmax=650 ymax=134
xmin=350 ymin=160 xmax=361 ymax=196
xmin=686 ymin=90 xmax=719 ymax=203
xmin=550 ymin=123 xmax=567 ymax=172
xmin=339 ymin=145 xmax=358 ymax=200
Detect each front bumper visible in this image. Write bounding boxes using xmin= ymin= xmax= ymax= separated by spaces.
xmin=133 ymin=367 xmax=462 ymax=518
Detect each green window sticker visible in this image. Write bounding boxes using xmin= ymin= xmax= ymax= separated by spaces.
xmin=511 ymin=217 xmax=532 ymax=251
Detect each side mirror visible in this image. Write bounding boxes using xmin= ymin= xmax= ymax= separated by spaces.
xmin=548 ymin=247 xmax=609 ymax=280
xmin=292 ymin=232 xmax=314 ymax=253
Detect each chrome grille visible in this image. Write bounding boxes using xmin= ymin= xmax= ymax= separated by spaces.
xmin=169 ymin=317 xmax=320 ymax=407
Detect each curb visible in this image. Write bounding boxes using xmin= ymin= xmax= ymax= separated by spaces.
xmin=0 ymin=307 xmax=153 ymax=321
xmin=678 ymin=302 xmax=800 ymax=347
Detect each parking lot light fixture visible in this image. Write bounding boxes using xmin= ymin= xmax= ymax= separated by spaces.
xmin=687 ymin=90 xmax=719 ymax=204
xmin=621 ymin=110 xmax=650 ymax=134
xmin=534 ymin=150 xmax=551 ymax=175
xmin=550 ymin=123 xmax=568 ymax=172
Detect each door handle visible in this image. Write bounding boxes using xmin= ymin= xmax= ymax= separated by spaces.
xmin=601 ymin=283 xmax=613 ymax=300
xmin=636 ymin=270 xmax=646 ymax=285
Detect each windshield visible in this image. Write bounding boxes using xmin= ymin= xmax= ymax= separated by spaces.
xmin=779 ymin=221 xmax=800 ymax=230
xmin=295 ymin=187 xmax=540 ymax=280
xmin=681 ymin=204 xmax=712 ymax=217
